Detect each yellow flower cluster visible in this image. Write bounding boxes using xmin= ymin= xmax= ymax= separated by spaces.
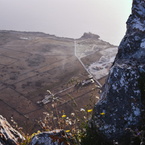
xmin=100 ymin=112 xmax=105 ymax=115
xmin=65 ymin=130 xmax=70 ymax=133
xmin=61 ymin=115 xmax=66 ymax=118
xmin=87 ymin=109 xmax=93 ymax=113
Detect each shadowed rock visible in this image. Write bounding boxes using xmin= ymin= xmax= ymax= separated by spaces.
xmin=0 ymin=115 xmax=25 ymax=145
xmin=90 ymin=0 xmax=145 ymax=144
xmin=29 ymin=129 xmax=74 ymax=145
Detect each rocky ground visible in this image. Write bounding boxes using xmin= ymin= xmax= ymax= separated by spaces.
xmin=0 ymin=30 xmax=117 ymax=133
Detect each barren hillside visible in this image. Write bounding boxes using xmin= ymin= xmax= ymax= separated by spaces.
xmin=0 ymin=30 xmax=117 ymax=133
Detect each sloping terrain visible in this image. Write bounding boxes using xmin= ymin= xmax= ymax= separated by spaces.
xmin=0 ymin=30 xmax=117 ymax=133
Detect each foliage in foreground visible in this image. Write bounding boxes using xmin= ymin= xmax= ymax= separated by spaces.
xmin=10 ymin=93 xmax=145 ymax=145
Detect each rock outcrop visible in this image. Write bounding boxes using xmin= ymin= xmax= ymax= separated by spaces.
xmin=29 ymin=129 xmax=74 ymax=145
xmin=90 ymin=0 xmax=145 ymax=144
xmin=0 ymin=115 xmax=24 ymax=145
xmin=80 ymin=32 xmax=100 ymax=39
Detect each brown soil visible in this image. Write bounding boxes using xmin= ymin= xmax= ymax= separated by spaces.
xmin=0 ymin=31 xmax=109 ymax=133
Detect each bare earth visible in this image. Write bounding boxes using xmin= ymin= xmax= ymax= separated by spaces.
xmin=0 ymin=30 xmax=117 ymax=133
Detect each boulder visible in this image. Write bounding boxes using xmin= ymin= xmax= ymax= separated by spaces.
xmin=90 ymin=0 xmax=145 ymax=144
xmin=29 ymin=129 xmax=74 ymax=145
xmin=0 ymin=115 xmax=25 ymax=145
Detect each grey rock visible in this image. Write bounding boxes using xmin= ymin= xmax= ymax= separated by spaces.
xmin=29 ymin=129 xmax=72 ymax=145
xmin=90 ymin=0 xmax=145 ymax=144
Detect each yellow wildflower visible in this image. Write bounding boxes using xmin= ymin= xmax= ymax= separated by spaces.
xmin=65 ymin=130 xmax=70 ymax=133
xmin=100 ymin=112 xmax=105 ymax=115
xmin=87 ymin=109 xmax=93 ymax=113
xmin=61 ymin=114 xmax=66 ymax=118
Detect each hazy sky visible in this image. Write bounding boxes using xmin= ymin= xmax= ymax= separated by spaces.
xmin=0 ymin=0 xmax=132 ymax=45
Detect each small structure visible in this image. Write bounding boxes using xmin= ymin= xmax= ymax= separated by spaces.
xmin=81 ymin=78 xmax=94 ymax=86
xmin=37 ymin=95 xmax=52 ymax=106
xmin=74 ymin=77 xmax=95 ymax=89
xmin=37 ymin=90 xmax=63 ymax=106
xmin=37 ymin=90 xmax=55 ymax=106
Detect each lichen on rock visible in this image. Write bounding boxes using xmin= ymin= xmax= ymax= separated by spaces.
xmin=29 ymin=129 xmax=73 ymax=145
xmin=90 ymin=0 xmax=145 ymax=144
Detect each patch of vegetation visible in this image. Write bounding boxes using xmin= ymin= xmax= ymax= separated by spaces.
xmin=10 ymin=80 xmax=145 ymax=145
xmin=26 ymin=54 xmax=45 ymax=67
xmin=10 ymin=92 xmax=97 ymax=144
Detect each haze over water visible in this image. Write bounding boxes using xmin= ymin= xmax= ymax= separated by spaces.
xmin=0 ymin=0 xmax=132 ymax=45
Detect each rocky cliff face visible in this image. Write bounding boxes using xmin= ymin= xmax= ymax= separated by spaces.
xmin=90 ymin=0 xmax=145 ymax=144
xmin=0 ymin=115 xmax=24 ymax=145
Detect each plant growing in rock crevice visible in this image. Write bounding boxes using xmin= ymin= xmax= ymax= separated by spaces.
xmin=37 ymin=106 xmax=94 ymax=144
